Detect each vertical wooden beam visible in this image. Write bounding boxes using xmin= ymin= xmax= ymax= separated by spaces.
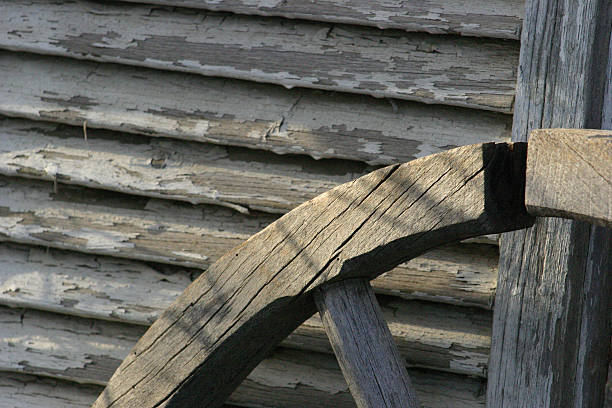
xmin=314 ymin=279 xmax=419 ymax=408
xmin=487 ymin=1 xmax=612 ymax=407
xmin=603 ymin=29 xmax=612 ymax=408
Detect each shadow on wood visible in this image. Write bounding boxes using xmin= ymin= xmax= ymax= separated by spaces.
xmin=92 ymin=142 xmax=533 ymax=408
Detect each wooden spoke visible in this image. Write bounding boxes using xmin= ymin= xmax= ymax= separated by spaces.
xmin=315 ymin=279 xmax=419 ymax=408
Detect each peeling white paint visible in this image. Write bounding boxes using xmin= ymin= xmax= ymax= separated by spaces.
xmin=171 ymin=251 xmax=208 ymax=261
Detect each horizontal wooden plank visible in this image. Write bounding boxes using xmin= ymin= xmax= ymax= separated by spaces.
xmin=0 ymin=373 xmax=240 ymax=408
xmin=0 ymin=243 xmax=492 ymax=376
xmin=0 ymin=117 xmax=364 ymax=214
xmin=0 ymin=372 xmax=103 ymax=408
xmin=0 ymin=307 xmax=486 ymax=407
xmin=0 ymin=52 xmax=513 ymax=165
xmin=0 ymin=0 xmax=519 ymax=112
xmin=115 ymin=0 xmax=525 ymax=39
xmin=0 ymin=178 xmax=499 ymax=307
xmin=0 ymin=176 xmax=272 ymax=268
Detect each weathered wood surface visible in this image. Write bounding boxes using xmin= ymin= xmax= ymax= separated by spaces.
xmin=92 ymin=142 xmax=533 ymax=408
xmin=0 ymin=1 xmax=519 ymax=112
xmin=315 ymin=279 xmax=419 ymax=407
xmin=487 ymin=1 xmax=612 ymax=407
xmin=374 ymin=242 xmax=499 ymax=308
xmin=0 ymin=176 xmax=273 ymax=268
xmin=0 ymin=373 xmax=241 ymax=408
xmin=608 ymin=359 xmax=612 ymax=407
xmin=0 ymin=117 xmax=364 ymax=214
xmin=0 ymin=178 xmax=500 ymax=307
xmin=0 ymin=372 xmax=103 ymax=408
xmin=525 ymin=128 xmax=612 ymax=228
xmin=0 ymin=307 xmax=486 ymax=408
xmin=0 ymin=242 xmax=492 ymax=377
xmin=0 ymin=53 xmax=512 ymax=165
xmin=116 ymin=0 xmax=525 ymax=39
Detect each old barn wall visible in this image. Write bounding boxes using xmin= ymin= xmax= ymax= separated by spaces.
xmin=0 ymin=0 xmax=548 ymax=406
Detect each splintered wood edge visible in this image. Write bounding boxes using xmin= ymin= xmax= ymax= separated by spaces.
xmin=526 ymin=129 xmax=612 ymax=228
xmin=92 ymin=142 xmax=534 ymax=408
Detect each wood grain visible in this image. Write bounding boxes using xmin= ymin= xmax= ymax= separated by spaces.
xmin=0 ymin=372 xmax=103 ymax=408
xmin=0 ymin=52 xmax=512 ymax=165
xmin=0 ymin=373 xmax=239 ymax=408
xmin=0 ymin=0 xmax=519 ymax=112
xmin=92 ymin=142 xmax=533 ymax=408
xmin=0 ymin=307 xmax=486 ymax=408
xmin=0 ymin=176 xmax=274 ymax=268
xmin=0 ymin=117 xmax=364 ymax=214
xmin=0 ymin=176 xmax=499 ymax=307
xmin=487 ymin=1 xmax=612 ymax=407
xmin=525 ymin=128 xmax=612 ymax=228
xmin=116 ymin=0 xmax=525 ymax=39
xmin=315 ymin=279 xmax=419 ymax=407
xmin=0 ymin=243 xmax=493 ymax=377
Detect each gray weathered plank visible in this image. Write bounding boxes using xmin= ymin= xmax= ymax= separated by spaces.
xmin=0 ymin=242 xmax=492 ymax=377
xmin=525 ymin=129 xmax=612 ymax=228
xmin=487 ymin=1 xmax=612 ymax=407
xmin=0 ymin=52 xmax=513 ymax=165
xmin=0 ymin=117 xmax=364 ymax=214
xmin=116 ymin=0 xmax=525 ymax=39
xmin=0 ymin=372 xmax=103 ymax=408
xmin=315 ymin=279 xmax=419 ymax=407
xmin=0 ymin=373 xmax=240 ymax=408
xmin=0 ymin=307 xmax=486 ymax=408
xmin=0 ymin=179 xmax=500 ymax=307
xmin=0 ymin=0 xmax=519 ymax=112
xmin=0 ymin=176 xmax=273 ymax=268
xmin=93 ymin=142 xmax=533 ymax=408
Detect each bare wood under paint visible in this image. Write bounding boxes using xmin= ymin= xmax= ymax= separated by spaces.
xmin=91 ymin=142 xmax=533 ymax=408
xmin=526 ymin=128 xmax=612 ymax=228
xmin=0 ymin=0 xmax=519 ymax=112
xmin=0 ymin=307 xmax=486 ymax=408
xmin=0 ymin=52 xmax=512 ymax=166
xmin=0 ymin=117 xmax=362 ymax=214
xmin=116 ymin=0 xmax=525 ymax=39
xmin=315 ymin=280 xmax=419 ymax=407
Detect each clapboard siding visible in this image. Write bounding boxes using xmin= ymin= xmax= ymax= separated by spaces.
xmin=116 ymin=0 xmax=524 ymax=39
xmin=0 ymin=372 xmax=103 ymax=408
xmin=0 ymin=0 xmax=519 ymax=112
xmin=0 ymin=307 xmax=485 ymax=407
xmin=0 ymin=117 xmax=368 ymax=214
xmin=0 ymin=373 xmax=239 ymax=408
xmin=0 ymin=52 xmax=512 ymax=166
xmin=0 ymin=195 xmax=498 ymax=309
xmin=0 ymin=243 xmax=492 ymax=377
xmin=0 ymin=176 xmax=271 ymax=268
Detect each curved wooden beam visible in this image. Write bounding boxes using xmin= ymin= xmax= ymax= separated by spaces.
xmin=92 ymin=142 xmax=534 ymax=408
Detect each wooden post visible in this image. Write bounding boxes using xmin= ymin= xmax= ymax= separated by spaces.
xmin=314 ymin=279 xmax=419 ymax=408
xmin=487 ymin=1 xmax=612 ymax=407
